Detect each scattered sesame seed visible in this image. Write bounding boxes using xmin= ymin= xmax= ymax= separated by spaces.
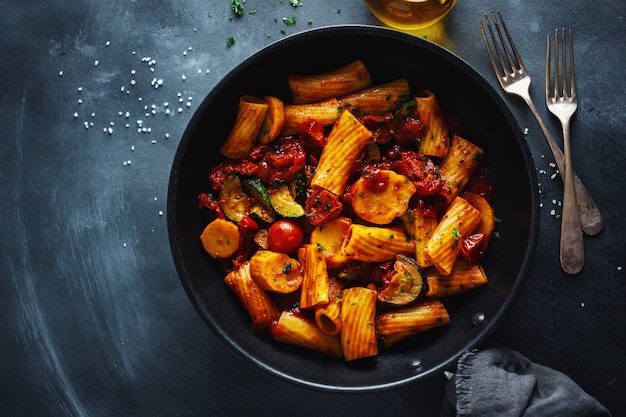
xmin=59 ymin=70 xmax=64 ymax=76
xmin=177 ymin=107 xmax=183 ymax=113
xmin=77 ymin=87 xmax=83 ymax=92
xmin=181 ymin=74 xmax=186 ymax=81
xmin=78 ymin=99 xmax=82 ymax=104
xmin=106 ymin=40 xmax=111 ymax=46
xmin=94 ymin=60 xmax=99 ymax=66
xmin=158 ymin=210 xmax=164 ymax=216
xmin=73 ymin=112 xmax=79 ymax=118
xmin=131 ymin=145 xmax=135 ymax=151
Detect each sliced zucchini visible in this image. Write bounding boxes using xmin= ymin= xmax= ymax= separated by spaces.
xmin=244 ymin=178 xmax=276 ymax=223
xmin=268 ymin=184 xmax=305 ymax=218
xmin=290 ymin=169 xmax=308 ymax=205
xmin=377 ymin=254 xmax=423 ymax=306
xmin=219 ymin=175 xmax=251 ymax=223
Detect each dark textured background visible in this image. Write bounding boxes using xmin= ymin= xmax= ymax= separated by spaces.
xmin=2 ymin=1 xmax=624 ymax=416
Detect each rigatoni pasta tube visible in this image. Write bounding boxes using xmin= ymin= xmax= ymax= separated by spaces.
xmin=438 ymin=134 xmax=484 ymax=204
xmin=257 ymin=95 xmax=285 ymax=144
xmin=338 ymin=78 xmax=411 ymax=116
xmin=298 ymin=244 xmax=330 ymax=310
xmin=314 ymin=277 xmax=343 ymax=336
xmin=414 ymin=90 xmax=450 ymax=159
xmin=280 ymin=98 xmax=341 ymax=136
xmin=340 ymin=287 xmax=378 ymax=361
xmin=310 ymin=110 xmax=372 ymax=196
xmin=375 ymin=299 xmax=450 ymax=348
xmin=423 ymin=196 xmax=483 ymax=276
xmin=424 ymin=258 xmax=489 ymax=298
xmin=272 ymin=311 xmax=343 ymax=358
xmin=223 ymin=262 xmax=280 ymax=333
xmin=288 ymin=60 xmax=372 ymax=104
xmin=341 ymin=224 xmax=414 ymax=263
xmin=220 ymin=95 xmax=268 ymax=159
xmin=403 ymin=209 xmax=437 ymax=269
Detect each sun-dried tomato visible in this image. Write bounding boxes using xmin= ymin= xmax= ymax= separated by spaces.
xmin=299 ymin=118 xmax=326 ymax=156
xmin=305 ymin=188 xmax=343 ymax=226
xmin=208 ymin=159 xmax=259 ymax=190
xmin=197 ymin=193 xmax=225 ymax=219
xmin=461 ymin=233 xmax=489 ymax=263
xmin=265 ymin=138 xmax=307 ymax=183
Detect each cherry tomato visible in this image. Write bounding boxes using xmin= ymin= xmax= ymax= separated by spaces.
xmin=267 ymin=219 xmax=305 ymax=254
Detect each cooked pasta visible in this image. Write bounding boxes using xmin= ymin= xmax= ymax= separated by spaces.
xmin=198 ymin=60 xmax=498 ymax=362
xmin=220 ymin=95 xmax=268 ymax=159
xmin=224 ymin=262 xmax=280 ymax=333
xmin=288 ymin=60 xmax=372 ymax=104
xmin=340 ymin=287 xmax=378 ymax=361
xmin=414 ymin=89 xmax=450 ymax=158
xmin=423 ymin=196 xmax=483 ymax=276
xmin=338 ymin=78 xmax=411 ymax=116
xmin=341 ymin=224 xmax=415 ymax=262
xmin=310 ymin=109 xmax=373 ymax=196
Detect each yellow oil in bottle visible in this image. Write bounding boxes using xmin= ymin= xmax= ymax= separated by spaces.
xmin=364 ymin=0 xmax=457 ymax=30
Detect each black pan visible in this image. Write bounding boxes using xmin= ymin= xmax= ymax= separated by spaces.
xmin=167 ymin=25 xmax=539 ymax=392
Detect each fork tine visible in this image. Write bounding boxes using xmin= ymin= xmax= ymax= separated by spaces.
xmin=481 ymin=11 xmax=526 ymax=77
xmin=547 ymin=29 xmax=576 ymax=100
xmin=567 ymin=29 xmax=576 ymax=99
xmin=479 ymin=18 xmax=503 ymax=80
xmin=493 ymin=11 xmax=527 ymax=73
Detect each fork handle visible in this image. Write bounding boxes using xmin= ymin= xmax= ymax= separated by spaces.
xmin=559 ymin=120 xmax=585 ymax=274
xmin=525 ymin=98 xmax=603 ymax=235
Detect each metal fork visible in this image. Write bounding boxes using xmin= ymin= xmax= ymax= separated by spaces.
xmin=480 ymin=11 xmax=603 ymax=236
xmin=546 ymin=28 xmax=584 ymax=274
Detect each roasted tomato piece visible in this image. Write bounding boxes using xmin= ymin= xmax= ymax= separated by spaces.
xmin=400 ymin=151 xmax=444 ymax=197
xmin=197 ymin=192 xmax=225 ymax=219
xmin=395 ymin=115 xmax=424 ymax=147
xmin=208 ymin=159 xmax=259 ymax=191
xmin=299 ymin=118 xmax=326 ymax=156
xmin=230 ymin=215 xmax=259 ymax=268
xmin=461 ymin=233 xmax=489 ymax=263
xmin=266 ymin=138 xmax=306 ymax=183
xmin=305 ymin=188 xmax=343 ymax=226
xmin=377 ymin=255 xmax=424 ymax=306
xmin=464 ymin=165 xmax=495 ymax=203
xmin=361 ymin=113 xmax=394 ymax=144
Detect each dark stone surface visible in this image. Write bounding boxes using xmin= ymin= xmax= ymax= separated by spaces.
xmin=1 ymin=1 xmax=624 ymax=416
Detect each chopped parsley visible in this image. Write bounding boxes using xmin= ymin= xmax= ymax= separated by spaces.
xmin=451 ymin=228 xmax=460 ymax=249
xmin=231 ymin=0 xmax=245 ymax=16
xmin=283 ymin=16 xmax=297 ymax=25
xmin=226 ymin=36 xmax=236 ymax=47
xmin=282 ymin=262 xmax=292 ymax=274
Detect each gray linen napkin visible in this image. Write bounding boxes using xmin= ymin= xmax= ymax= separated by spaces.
xmin=440 ymin=345 xmax=611 ymax=417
